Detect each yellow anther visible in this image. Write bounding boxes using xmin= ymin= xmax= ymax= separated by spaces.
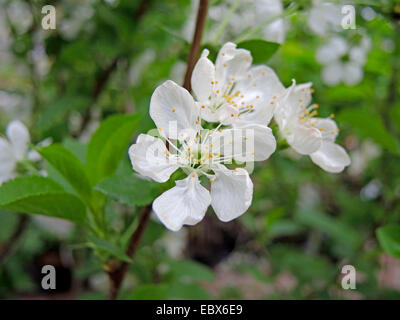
xmin=192 ymin=173 xmax=196 ymax=177
xmin=219 ymin=129 xmax=223 ymax=132
xmin=224 ymin=64 xmax=227 ymax=67
xmin=311 ymin=89 xmax=315 ymax=93
xmin=273 ymin=96 xmax=277 ymax=99
xmin=299 ymin=98 xmax=303 ymax=102
xmin=196 ymin=120 xmax=199 ymax=124
xmin=270 ymin=101 xmax=274 ymax=104
xmin=238 ymin=113 xmax=241 ymax=117
xmin=244 ymin=136 xmax=248 ymax=140
xmin=256 ymin=95 xmax=260 ymax=99
xmin=248 ymin=74 xmax=251 ymax=78
xmin=253 ymin=83 xmax=257 ymax=87
xmin=211 ymin=81 xmax=214 ymax=84
xmin=222 ymin=52 xmax=225 ymax=56
xmin=201 ymin=105 xmax=205 ymax=109
xmin=234 ymin=168 xmax=239 ymax=172
xmin=200 ymin=160 xmax=204 ymax=165
xmin=262 ymin=71 xmax=265 ymax=75
xmin=299 ymin=115 xmax=305 ymax=119
xmin=209 ymin=178 xmax=214 ymax=183
xmin=216 ymin=89 xmax=220 ymax=93
xmin=172 ymin=108 xmax=176 ymax=112
xmin=330 ymin=113 xmax=335 ymax=118
xmin=231 ymin=113 xmax=235 ymax=117
xmin=245 ymin=57 xmax=249 ymax=61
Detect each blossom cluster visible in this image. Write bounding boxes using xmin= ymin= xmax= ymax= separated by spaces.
xmin=128 ymin=42 xmax=351 ymax=231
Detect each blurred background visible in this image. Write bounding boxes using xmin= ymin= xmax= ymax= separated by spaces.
xmin=1 ymin=0 xmax=400 ymax=299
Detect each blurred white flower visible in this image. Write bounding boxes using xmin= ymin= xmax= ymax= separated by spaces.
xmin=307 ymin=1 xmax=342 ymax=36
xmin=0 ymin=91 xmax=21 ymax=112
xmin=129 ymin=80 xmax=261 ymax=231
xmin=0 ymin=121 xmax=49 ymax=184
xmin=316 ymin=35 xmax=371 ymax=86
xmin=0 ymin=120 xmax=30 ymax=184
xmin=59 ymin=3 xmax=94 ymax=40
xmin=275 ymin=81 xmax=351 ymax=173
xmin=185 ymin=0 xmax=286 ymax=44
xmin=6 ymin=0 xmax=33 ymax=35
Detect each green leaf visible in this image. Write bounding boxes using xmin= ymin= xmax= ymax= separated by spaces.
xmin=128 ymin=284 xmax=169 ymax=300
xmin=338 ymin=109 xmax=399 ymax=154
xmin=95 ymin=172 xmax=161 ymax=207
xmin=237 ymin=39 xmax=281 ymax=64
xmin=168 ymin=259 xmax=215 ymax=282
xmin=38 ymin=144 xmax=92 ymax=203
xmin=86 ymin=114 xmax=140 ymax=185
xmin=377 ymin=225 xmax=400 ymax=258
xmin=88 ymin=236 xmax=132 ymax=263
xmin=0 ymin=176 xmax=87 ymax=225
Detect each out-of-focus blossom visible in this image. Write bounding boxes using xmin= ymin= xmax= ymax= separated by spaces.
xmin=316 ymin=35 xmax=371 ymax=86
xmin=307 ymin=1 xmax=342 ymax=36
xmin=0 ymin=120 xmax=31 ymax=184
xmin=185 ymin=0 xmax=286 ymax=44
xmin=0 ymin=121 xmax=49 ymax=184
xmin=6 ymin=0 xmax=32 ymax=35
xmin=59 ymin=3 xmax=94 ymax=40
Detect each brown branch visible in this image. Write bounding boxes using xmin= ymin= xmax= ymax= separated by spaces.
xmin=183 ymin=0 xmax=209 ymax=91
xmin=106 ymin=0 xmax=209 ymax=300
xmin=107 ymin=204 xmax=152 ymax=300
xmin=0 ymin=215 xmax=29 ymax=264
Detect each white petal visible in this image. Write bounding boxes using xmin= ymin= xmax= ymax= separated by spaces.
xmin=153 ymin=174 xmax=211 ymax=231
xmin=287 ymin=125 xmax=323 ymax=155
xmin=211 ymin=165 xmax=253 ymax=222
xmin=215 ymin=42 xmax=252 ymax=83
xmin=149 ymin=80 xmax=199 ymax=138
xmin=128 ymin=134 xmax=179 ymax=183
xmin=6 ymin=120 xmax=30 ymax=160
xmin=0 ymin=137 xmax=16 ymax=179
xmin=311 ymin=141 xmax=351 ymax=173
xmin=191 ymin=50 xmax=215 ymax=101
xmin=309 ymin=117 xmax=338 ymax=142
xmin=217 ymin=124 xmax=276 ymax=161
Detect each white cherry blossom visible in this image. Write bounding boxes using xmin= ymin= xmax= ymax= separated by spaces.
xmin=129 ymin=80 xmax=275 ymax=231
xmin=275 ymin=81 xmax=351 ymax=173
xmin=190 ymin=42 xmax=284 ymax=156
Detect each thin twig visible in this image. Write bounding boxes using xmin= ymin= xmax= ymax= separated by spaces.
xmin=107 ymin=205 xmax=152 ymax=300
xmin=107 ymin=0 xmax=210 ymax=300
xmin=183 ymin=0 xmax=209 ymax=91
